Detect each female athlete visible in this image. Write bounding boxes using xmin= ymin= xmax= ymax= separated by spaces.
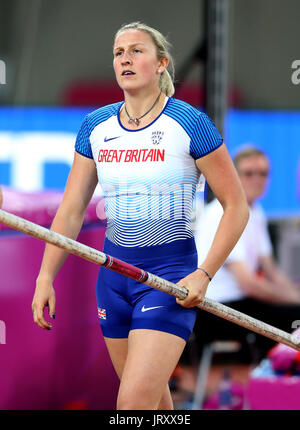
xmin=32 ymin=22 xmax=249 ymax=410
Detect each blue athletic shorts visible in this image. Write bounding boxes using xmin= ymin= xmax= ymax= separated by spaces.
xmin=96 ymin=237 xmax=198 ymax=342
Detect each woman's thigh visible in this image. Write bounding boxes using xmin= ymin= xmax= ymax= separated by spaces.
xmin=104 ymin=334 xmax=175 ymax=410
xmin=117 ymin=328 xmax=186 ymax=409
xmin=104 ymin=336 xmax=128 ymax=379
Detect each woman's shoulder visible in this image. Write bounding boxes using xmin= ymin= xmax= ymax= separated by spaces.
xmin=164 ymin=97 xmax=211 ymax=126
xmin=79 ymin=102 xmax=123 ymax=135
xmin=86 ymin=101 xmax=123 ymax=123
xmin=166 ymin=97 xmax=203 ymax=118
xmin=164 ymin=97 xmax=214 ymax=136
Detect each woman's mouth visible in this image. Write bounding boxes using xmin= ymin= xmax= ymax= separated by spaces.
xmin=122 ymin=70 xmax=135 ymax=76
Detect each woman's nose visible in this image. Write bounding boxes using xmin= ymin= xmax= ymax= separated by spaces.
xmin=121 ymin=51 xmax=132 ymax=64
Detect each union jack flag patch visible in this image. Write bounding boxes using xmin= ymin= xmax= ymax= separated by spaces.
xmin=98 ymin=308 xmax=106 ymax=320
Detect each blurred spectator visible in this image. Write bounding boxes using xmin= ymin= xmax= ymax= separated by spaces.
xmin=192 ymin=147 xmax=300 ymax=362
xmin=0 ymin=186 xmax=3 ymax=208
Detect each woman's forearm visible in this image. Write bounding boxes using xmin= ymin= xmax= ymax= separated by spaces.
xmin=37 ymin=206 xmax=85 ymax=282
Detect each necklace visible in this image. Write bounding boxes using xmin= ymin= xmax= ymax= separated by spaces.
xmin=124 ymin=91 xmax=162 ymax=126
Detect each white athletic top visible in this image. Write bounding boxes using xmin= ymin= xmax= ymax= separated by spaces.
xmin=75 ymin=97 xmax=223 ymax=247
xmin=194 ymin=199 xmax=273 ymax=302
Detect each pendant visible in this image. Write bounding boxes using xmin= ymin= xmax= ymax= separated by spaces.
xmin=128 ymin=118 xmax=140 ymax=126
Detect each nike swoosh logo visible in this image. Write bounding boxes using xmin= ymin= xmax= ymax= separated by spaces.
xmin=141 ymin=305 xmax=164 ymax=312
xmin=104 ymin=136 xmax=121 ymax=142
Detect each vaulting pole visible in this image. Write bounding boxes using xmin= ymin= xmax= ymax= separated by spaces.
xmin=1 ymin=208 xmax=300 ymax=351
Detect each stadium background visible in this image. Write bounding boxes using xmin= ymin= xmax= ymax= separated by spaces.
xmin=0 ymin=0 xmax=300 ymax=410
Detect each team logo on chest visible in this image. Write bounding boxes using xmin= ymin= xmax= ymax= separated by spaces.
xmin=151 ymin=130 xmax=164 ymax=145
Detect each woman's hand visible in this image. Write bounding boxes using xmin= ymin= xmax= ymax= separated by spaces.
xmin=32 ymin=278 xmax=56 ymax=330
xmin=176 ymin=269 xmax=210 ymax=308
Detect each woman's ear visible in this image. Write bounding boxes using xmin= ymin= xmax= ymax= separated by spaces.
xmin=158 ymin=57 xmax=169 ymax=74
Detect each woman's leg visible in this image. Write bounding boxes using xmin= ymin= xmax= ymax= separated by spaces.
xmin=104 ymin=335 xmax=175 ymax=410
xmin=115 ymin=329 xmax=186 ymax=410
xmin=104 ymin=337 xmax=128 ymax=379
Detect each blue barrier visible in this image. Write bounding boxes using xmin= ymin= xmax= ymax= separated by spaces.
xmin=0 ymin=107 xmax=299 ymax=218
xmin=226 ymin=110 xmax=300 ymax=217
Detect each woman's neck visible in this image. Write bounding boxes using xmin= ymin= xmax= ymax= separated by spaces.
xmin=120 ymin=88 xmax=166 ymax=129
xmin=123 ymin=87 xmax=164 ymax=118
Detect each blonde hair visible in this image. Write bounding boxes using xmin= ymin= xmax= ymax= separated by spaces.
xmin=114 ymin=22 xmax=175 ymax=97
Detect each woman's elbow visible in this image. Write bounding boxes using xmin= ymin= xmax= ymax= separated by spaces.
xmin=232 ymin=197 xmax=249 ymax=235
xmin=233 ymin=186 xmax=249 ymax=225
xmin=241 ymin=199 xmax=250 ymax=227
xmin=223 ymin=191 xmax=249 ymax=225
xmin=224 ymin=194 xmax=249 ymax=232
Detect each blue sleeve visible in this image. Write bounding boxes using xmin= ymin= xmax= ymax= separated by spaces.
xmin=75 ymin=116 xmax=93 ymax=159
xmin=190 ymin=112 xmax=223 ymax=159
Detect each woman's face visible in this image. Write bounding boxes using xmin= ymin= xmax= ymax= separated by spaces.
xmin=113 ymin=29 xmax=163 ymax=93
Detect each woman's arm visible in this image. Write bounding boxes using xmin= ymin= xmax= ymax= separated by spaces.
xmin=177 ymin=144 xmax=249 ymax=308
xmin=195 ymin=144 xmax=249 ymax=278
xmin=32 ymin=152 xmax=98 ymax=329
xmin=37 ymin=152 xmax=98 ymax=282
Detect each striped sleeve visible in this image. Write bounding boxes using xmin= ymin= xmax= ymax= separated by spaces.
xmin=75 ymin=116 xmax=93 ymax=159
xmin=190 ymin=113 xmax=223 ymax=159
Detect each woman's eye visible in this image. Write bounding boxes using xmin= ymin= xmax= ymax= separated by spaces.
xmin=134 ymin=49 xmax=141 ymax=53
